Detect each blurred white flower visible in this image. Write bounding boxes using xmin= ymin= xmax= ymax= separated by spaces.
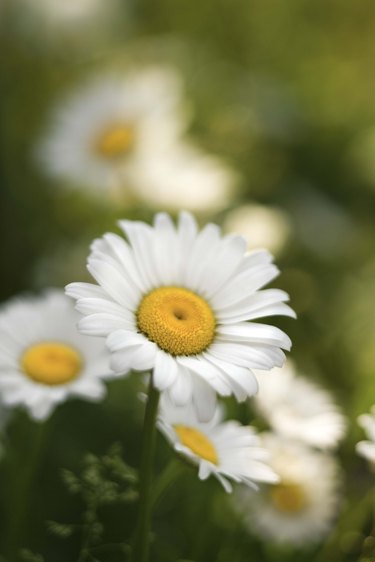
xmin=253 ymin=361 xmax=346 ymax=450
xmin=0 ymin=290 xmax=113 ymax=421
xmin=356 ymin=406 xmax=375 ymax=465
xmin=234 ymin=433 xmax=341 ymax=545
xmin=66 ymin=212 xmax=295 ymax=420
xmin=158 ymin=396 xmax=279 ymax=493
xmin=36 ymin=68 xmax=186 ymax=191
xmin=36 ymin=68 xmax=236 ymax=211
xmin=223 ymin=204 xmax=291 ymax=256
xmin=133 ymin=142 xmax=237 ymax=212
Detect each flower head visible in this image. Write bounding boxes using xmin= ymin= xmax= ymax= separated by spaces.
xmin=66 ymin=212 xmax=294 ymax=419
xmin=36 ymin=68 xmax=187 ymax=192
xmin=0 ymin=290 xmax=113 ymax=420
xmin=356 ymin=406 xmax=375 ymax=465
xmin=36 ymin=69 xmax=236 ymax=210
xmin=253 ymin=361 xmax=346 ymax=449
xmin=158 ymin=396 xmax=279 ymax=492
xmin=234 ymin=433 xmax=341 ymax=545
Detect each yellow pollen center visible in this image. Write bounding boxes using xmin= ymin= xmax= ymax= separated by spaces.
xmin=174 ymin=425 xmax=218 ymax=464
xmin=21 ymin=342 xmax=83 ymax=386
xmin=96 ymin=124 xmax=135 ymax=158
xmin=136 ymin=286 xmax=216 ymax=356
xmin=269 ymin=482 xmax=307 ymax=514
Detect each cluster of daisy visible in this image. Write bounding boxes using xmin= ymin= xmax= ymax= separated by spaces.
xmin=231 ymin=361 xmax=347 ymax=546
xmin=36 ymin=67 xmax=237 ymax=212
xmin=0 ymin=212 xmax=295 ymax=495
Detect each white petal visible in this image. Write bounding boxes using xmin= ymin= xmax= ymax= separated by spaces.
xmin=211 ymin=264 xmax=280 ymax=310
xmin=87 ymin=259 xmax=140 ymax=309
xmin=65 ymin=282 xmax=106 ymax=300
xmin=191 ymin=376 xmax=217 ymax=422
xmin=153 ymin=350 xmax=179 ymax=391
xmin=78 ymin=313 xmax=132 ymax=336
xmin=167 ymin=368 xmax=192 ymax=406
xmin=216 ymin=322 xmax=292 ymax=351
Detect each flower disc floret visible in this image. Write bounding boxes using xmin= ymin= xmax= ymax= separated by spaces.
xmin=174 ymin=424 xmax=218 ymax=464
xmin=269 ymin=482 xmax=306 ymax=513
xmin=137 ymin=286 xmax=216 ymax=356
xmin=95 ymin=124 xmax=134 ymax=158
xmin=21 ymin=342 xmax=82 ymax=385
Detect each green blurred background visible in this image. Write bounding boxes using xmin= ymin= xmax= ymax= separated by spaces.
xmin=0 ymin=0 xmax=375 ymax=560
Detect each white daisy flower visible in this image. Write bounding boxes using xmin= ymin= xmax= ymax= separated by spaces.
xmin=356 ymin=406 xmax=375 ymax=465
xmin=36 ymin=68 xmax=187 ymax=193
xmin=157 ymin=396 xmax=279 ymax=493
xmin=223 ymin=203 xmax=291 ymax=256
xmin=36 ymin=68 xmax=237 ymax=211
xmin=234 ymin=434 xmax=341 ymax=545
xmin=253 ymin=360 xmax=346 ymax=449
xmin=66 ymin=212 xmax=295 ymax=420
xmin=0 ymin=290 xmax=113 ymax=421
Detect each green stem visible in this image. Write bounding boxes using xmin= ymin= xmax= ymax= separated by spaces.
xmin=130 ymin=375 xmax=160 ymax=562
xmin=5 ymin=419 xmax=50 ymax=558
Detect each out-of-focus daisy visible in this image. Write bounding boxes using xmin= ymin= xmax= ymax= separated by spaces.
xmin=157 ymin=396 xmax=278 ymax=492
xmin=223 ymin=204 xmax=291 ymax=256
xmin=0 ymin=290 xmax=113 ymax=421
xmin=356 ymin=406 xmax=375 ymax=465
xmin=133 ymin=142 xmax=237 ymax=212
xmin=235 ymin=434 xmax=340 ymax=545
xmin=36 ymin=68 xmax=236 ymax=211
xmin=36 ymin=68 xmax=186 ymax=193
xmin=253 ymin=361 xmax=346 ymax=449
xmin=66 ymin=212 xmax=295 ymax=420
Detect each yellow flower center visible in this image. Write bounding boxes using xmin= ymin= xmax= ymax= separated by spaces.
xmin=21 ymin=342 xmax=83 ymax=386
xmin=174 ymin=425 xmax=218 ymax=464
xmin=96 ymin=124 xmax=135 ymax=158
xmin=269 ymin=482 xmax=307 ymax=514
xmin=136 ymin=286 xmax=216 ymax=356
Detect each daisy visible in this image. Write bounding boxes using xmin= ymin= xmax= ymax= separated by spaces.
xmin=66 ymin=211 xmax=295 ymax=419
xmin=253 ymin=360 xmax=346 ymax=449
xmin=36 ymin=67 xmax=187 ymax=193
xmin=0 ymin=290 xmax=113 ymax=421
xmin=157 ymin=396 xmax=279 ymax=492
xmin=356 ymin=406 xmax=375 ymax=464
xmin=234 ymin=433 xmax=341 ymax=545
xmin=36 ymin=68 xmax=237 ymax=210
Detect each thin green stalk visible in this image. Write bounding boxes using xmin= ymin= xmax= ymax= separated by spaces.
xmin=5 ymin=419 xmax=51 ymax=558
xmin=130 ymin=375 xmax=160 ymax=562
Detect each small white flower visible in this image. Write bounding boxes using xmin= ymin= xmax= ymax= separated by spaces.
xmin=36 ymin=68 xmax=187 ymax=193
xmin=158 ymin=396 xmax=279 ymax=492
xmin=253 ymin=361 xmax=346 ymax=449
xmin=66 ymin=212 xmax=295 ymax=420
xmin=132 ymin=141 xmax=237 ymax=212
xmin=223 ymin=204 xmax=291 ymax=256
xmin=0 ymin=290 xmax=113 ymax=421
xmin=356 ymin=406 xmax=375 ymax=464
xmin=234 ymin=433 xmax=341 ymax=545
